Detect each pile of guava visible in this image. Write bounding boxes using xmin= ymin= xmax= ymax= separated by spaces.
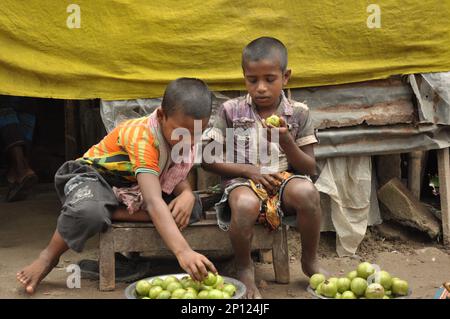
xmin=309 ymin=262 xmax=410 ymax=299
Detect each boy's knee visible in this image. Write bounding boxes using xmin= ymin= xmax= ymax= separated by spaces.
xmin=67 ymin=200 xmax=110 ymax=231
xmin=229 ymin=189 xmax=260 ymax=224
xmin=289 ymin=181 xmax=320 ymax=213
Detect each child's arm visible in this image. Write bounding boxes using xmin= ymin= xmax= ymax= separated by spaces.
xmin=137 ymin=173 xmax=217 ymax=280
xmin=266 ymin=117 xmax=317 ymax=175
xmin=169 ymin=180 xmax=196 ymax=231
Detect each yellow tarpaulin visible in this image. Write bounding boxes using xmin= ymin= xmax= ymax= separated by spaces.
xmin=0 ymin=1 xmax=449 ymax=100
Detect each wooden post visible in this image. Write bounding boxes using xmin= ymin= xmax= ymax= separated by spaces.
xmin=64 ymin=100 xmax=79 ymax=160
xmin=99 ymin=228 xmax=115 ymax=291
xmin=437 ymin=148 xmax=450 ymax=246
xmin=408 ymin=151 xmax=424 ymax=198
xmin=272 ymin=224 xmax=290 ymax=284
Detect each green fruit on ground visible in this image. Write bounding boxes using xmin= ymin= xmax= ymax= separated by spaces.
xmin=198 ymin=290 xmax=209 ymax=299
xmin=214 ymin=275 xmax=224 ymax=289
xmin=171 ymin=288 xmax=187 ymax=298
xmin=266 ymin=115 xmax=281 ymax=127
xmin=385 ymin=290 xmax=392 ymax=296
xmin=383 ymin=295 xmax=390 ymax=299
xmin=335 ymin=292 xmax=342 ymax=299
xmin=357 ymin=262 xmax=375 ymax=279
xmin=156 ymin=290 xmax=171 ymax=299
xmin=347 ymin=271 xmax=358 ymax=281
xmin=337 ymin=278 xmax=351 ymax=293
xmin=162 ymin=276 xmax=178 ymax=290
xmin=223 ymin=284 xmax=237 ymax=296
xmin=392 ymin=279 xmax=409 ymax=296
xmin=321 ymin=280 xmax=338 ymax=298
xmin=151 ymin=278 xmax=164 ymax=287
xmin=208 ymin=289 xmax=224 ymax=299
xmin=166 ymin=282 xmax=183 ymax=293
xmin=341 ymin=291 xmax=357 ymax=299
xmin=351 ymin=278 xmax=368 ymax=297
xmin=365 ymin=283 xmax=385 ymax=299
xmin=135 ymin=280 xmax=151 ymax=296
xmin=202 ymin=272 xmax=217 ymax=286
xmin=375 ymin=270 xmax=393 ymax=290
xmin=309 ymin=273 xmax=326 ymax=289
xmin=391 ymin=277 xmax=401 ymax=287
xmin=149 ymin=286 xmax=163 ymax=299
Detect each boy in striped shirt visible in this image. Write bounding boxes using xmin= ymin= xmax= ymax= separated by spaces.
xmin=17 ymin=78 xmax=217 ymax=294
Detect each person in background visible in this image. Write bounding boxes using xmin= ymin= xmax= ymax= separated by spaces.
xmin=0 ymin=95 xmax=38 ymax=202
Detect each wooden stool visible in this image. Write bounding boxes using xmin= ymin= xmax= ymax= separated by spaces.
xmin=99 ymin=218 xmax=290 ymax=291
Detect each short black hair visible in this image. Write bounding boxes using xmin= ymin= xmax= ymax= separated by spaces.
xmin=242 ymin=37 xmax=288 ymax=72
xmin=161 ymin=78 xmax=212 ymax=119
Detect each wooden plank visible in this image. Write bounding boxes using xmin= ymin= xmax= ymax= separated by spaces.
xmin=272 ymin=225 xmax=290 ymax=284
xmin=112 ymin=224 xmax=273 ymax=252
xmin=437 ymin=148 xmax=450 ymax=246
xmin=99 ymin=227 xmax=115 ymax=291
xmin=112 ymin=219 xmax=218 ymax=228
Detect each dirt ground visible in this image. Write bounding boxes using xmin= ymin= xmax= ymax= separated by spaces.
xmin=1 ymin=184 xmax=449 ymax=299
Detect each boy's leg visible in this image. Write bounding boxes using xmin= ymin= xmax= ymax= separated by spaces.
xmin=228 ymin=186 xmax=262 ymax=299
xmin=281 ymin=178 xmax=324 ymax=277
xmin=16 ymin=230 xmax=69 ymax=294
xmin=17 ymin=166 xmax=118 ymax=294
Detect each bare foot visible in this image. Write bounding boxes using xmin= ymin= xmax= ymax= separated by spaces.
xmin=236 ymin=264 xmax=262 ymax=299
xmin=16 ymin=252 xmax=59 ymax=295
xmin=301 ymin=257 xmax=328 ymax=278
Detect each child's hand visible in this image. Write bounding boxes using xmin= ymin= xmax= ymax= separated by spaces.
xmin=177 ymin=249 xmax=217 ymax=281
xmin=168 ymin=191 xmax=195 ymax=231
xmin=262 ymin=116 xmax=292 ymax=145
xmin=245 ymin=166 xmax=284 ymax=194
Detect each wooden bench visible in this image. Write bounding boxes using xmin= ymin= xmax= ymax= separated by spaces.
xmin=99 ymin=218 xmax=290 ymax=291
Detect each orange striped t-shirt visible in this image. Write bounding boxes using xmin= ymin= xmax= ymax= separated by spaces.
xmin=80 ymin=116 xmax=164 ymax=185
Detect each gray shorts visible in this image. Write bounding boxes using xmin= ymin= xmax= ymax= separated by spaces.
xmin=55 ymin=161 xmax=202 ymax=252
xmin=215 ymin=174 xmax=312 ymax=231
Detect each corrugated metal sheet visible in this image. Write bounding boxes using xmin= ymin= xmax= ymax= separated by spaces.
xmin=409 ymin=72 xmax=450 ymax=125
xmin=287 ymin=75 xmax=450 ymax=157
xmin=290 ymin=77 xmax=415 ymax=129
xmin=314 ymin=124 xmax=450 ymax=159
xmin=101 ymin=73 xmax=450 ymax=158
